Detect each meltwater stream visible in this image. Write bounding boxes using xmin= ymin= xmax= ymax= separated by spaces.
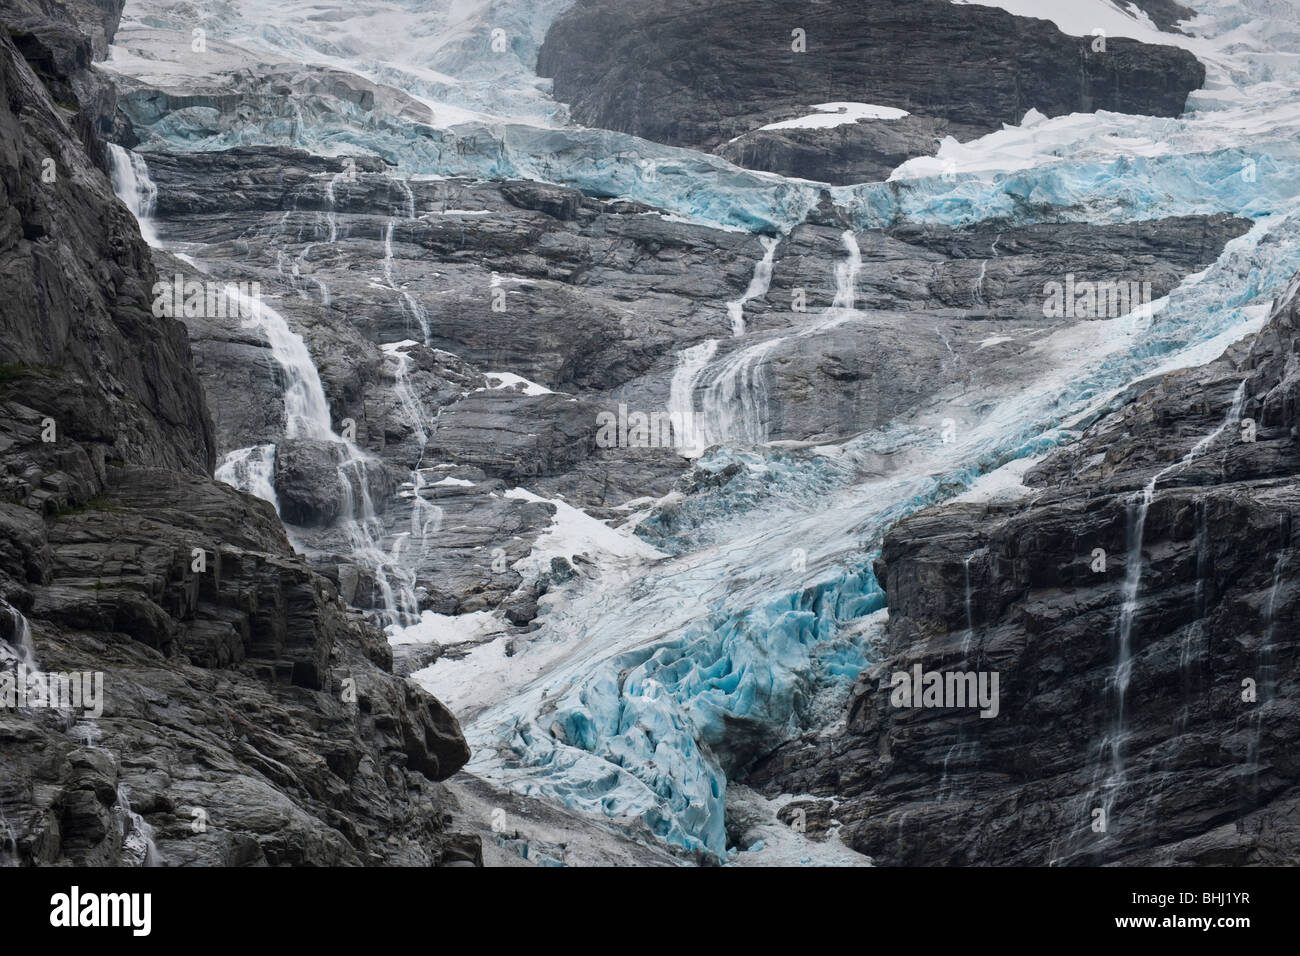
xmin=228 ymin=286 xmax=426 ymax=626
xmin=435 ymin=214 xmax=1300 ymax=860
xmin=669 ymin=229 xmax=863 ymax=452
xmin=109 ymin=149 xmax=428 ymax=626
xmin=1092 ymin=379 xmax=1248 ymax=834
xmin=100 ymin=0 xmax=1300 ymax=862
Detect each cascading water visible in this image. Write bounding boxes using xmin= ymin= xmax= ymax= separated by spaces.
xmin=1094 ymin=379 xmax=1248 ymax=833
xmin=1 ymin=602 xmax=37 ymax=671
xmin=380 ymin=192 xmax=433 ymax=345
xmin=830 ymin=230 xmax=861 ymax=311
xmin=229 ymin=287 xmax=335 ymax=441
xmin=382 ymin=341 xmax=444 ymax=565
xmin=725 ymin=236 xmax=779 ymax=337
xmin=1174 ymin=497 xmax=1213 ymax=733
xmin=666 ymin=340 xmax=719 ymax=458
xmin=142 ymin=186 xmax=423 ymax=627
xmin=1246 ymin=540 xmax=1290 ymax=795
xmin=107 ymin=144 xmax=159 ymax=246
xmin=698 ymin=338 xmax=783 ymax=448
xmin=693 ymin=233 xmax=864 ymax=448
xmin=1259 ymin=548 xmax=1288 ymax=704
xmin=325 ymin=169 xmax=348 ymax=243
xmin=215 ymin=445 xmax=280 ymax=510
xmin=394 ymin=176 xmax=417 ymax=220
xmin=221 ymin=285 xmax=422 ymax=625
xmin=115 ymin=786 xmax=163 ymax=868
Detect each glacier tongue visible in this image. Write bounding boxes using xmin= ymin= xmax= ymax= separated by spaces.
xmin=460 ymin=207 xmax=1300 ymax=859
xmin=102 ymin=0 xmax=1300 ymax=862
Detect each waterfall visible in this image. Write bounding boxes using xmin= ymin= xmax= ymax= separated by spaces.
xmin=107 ymin=144 xmax=159 ymax=246
xmin=1098 ymin=379 xmax=1248 ymax=828
xmin=335 ymin=448 xmax=420 ymax=623
xmin=382 ymin=219 xmax=396 ymax=286
xmin=382 ymin=217 xmax=432 ymax=345
xmin=935 ymin=741 xmax=975 ymax=804
xmin=1246 ymin=543 xmax=1290 ymax=799
xmin=1259 ymin=547 xmax=1289 ymax=703
xmin=667 ymin=339 xmax=719 ymax=457
xmin=382 ymin=341 xmax=444 ymax=555
xmin=401 ymin=291 xmax=431 ymax=345
xmin=115 ymin=786 xmax=163 ymax=867
xmin=677 ymin=230 xmax=858 ymax=451
xmin=831 ymin=230 xmax=861 ymax=311
xmin=1 ymin=602 xmax=37 ymax=671
xmin=699 ymin=338 xmax=783 ymax=447
xmin=215 ymin=445 xmax=280 ymax=511
xmin=227 ymin=287 xmax=334 ymax=440
xmin=695 ymin=278 xmax=862 ymax=449
xmin=325 ymin=169 xmax=348 ymax=242
xmin=394 ymin=176 xmax=417 ymax=219
xmin=973 ymin=259 xmax=988 ymax=305
xmin=725 ymin=236 xmax=779 ymax=337
xmin=973 ymin=233 xmax=1001 ymax=305
xmin=225 ymin=287 xmax=419 ymax=625
xmin=1175 ymin=498 xmax=1213 ymax=732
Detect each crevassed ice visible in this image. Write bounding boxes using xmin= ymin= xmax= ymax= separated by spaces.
xmin=102 ymin=0 xmax=1300 ymax=860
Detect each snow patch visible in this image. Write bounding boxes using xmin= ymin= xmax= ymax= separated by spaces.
xmin=483 ymin=372 xmax=554 ymax=396
xmin=504 ymin=488 xmax=665 ymax=576
xmin=758 ymin=102 xmax=909 ymax=132
xmin=388 ymin=609 xmax=503 ymax=647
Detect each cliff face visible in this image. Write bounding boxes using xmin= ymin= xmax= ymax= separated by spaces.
xmin=748 ymin=275 xmax=1300 ymax=865
xmin=537 ymin=0 xmax=1207 ymax=184
xmin=0 ymin=2 xmax=475 ymax=866
xmin=123 ymin=134 xmax=1250 ymax=627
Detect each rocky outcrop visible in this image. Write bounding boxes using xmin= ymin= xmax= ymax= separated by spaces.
xmin=747 ymin=273 xmax=1300 ymax=865
xmin=537 ymin=0 xmax=1206 ymax=184
xmin=717 ymin=115 xmax=957 ymax=188
xmin=3 ymin=0 xmax=134 ymax=160
xmin=0 ymin=1 xmax=475 ymax=866
xmin=1127 ymin=0 xmax=1198 ymax=33
xmin=129 ymin=133 xmax=1251 ymax=623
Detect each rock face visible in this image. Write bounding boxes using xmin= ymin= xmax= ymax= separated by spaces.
xmin=747 ymin=274 xmax=1300 ymax=866
xmin=0 ymin=1 xmax=476 ymax=866
xmin=131 ymin=134 xmax=1249 ymax=626
xmin=717 ymin=114 xmax=958 ymax=187
xmin=537 ymin=0 xmax=1206 ymax=184
xmin=9 ymin=0 xmax=1289 ymax=871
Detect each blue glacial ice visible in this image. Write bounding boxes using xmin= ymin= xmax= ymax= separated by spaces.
xmin=104 ymin=0 xmax=1300 ymax=861
xmin=462 ymin=207 xmax=1300 ymax=860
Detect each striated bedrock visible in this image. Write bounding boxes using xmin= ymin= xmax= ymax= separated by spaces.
xmin=746 ymin=274 xmax=1300 ymax=866
xmin=536 ymin=0 xmax=1206 ymax=184
xmin=133 ymin=136 xmax=1251 ymax=620
xmin=134 ymin=137 xmax=1252 ymax=619
xmin=0 ymin=4 xmax=475 ymax=866
xmin=3 ymin=0 xmax=136 ymax=158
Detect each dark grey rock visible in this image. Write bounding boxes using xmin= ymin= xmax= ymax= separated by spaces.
xmin=538 ymin=0 xmax=1206 ymax=183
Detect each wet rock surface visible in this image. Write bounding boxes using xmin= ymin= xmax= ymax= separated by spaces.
xmin=0 ymin=0 xmax=476 ymax=867
xmin=131 ymin=138 xmax=1249 ymax=624
xmin=746 ymin=275 xmax=1300 ymax=866
xmin=538 ymin=0 xmax=1206 ymax=184
xmin=4 ymin=0 xmax=1291 ymax=871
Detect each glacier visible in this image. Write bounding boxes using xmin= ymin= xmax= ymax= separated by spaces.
xmin=100 ymin=0 xmax=1300 ymax=862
